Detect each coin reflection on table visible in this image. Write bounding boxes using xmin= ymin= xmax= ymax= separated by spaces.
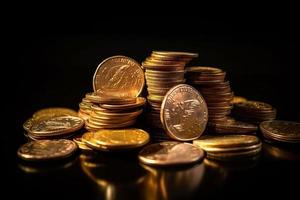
xmin=263 ymin=142 xmax=300 ymax=161
xmin=80 ymin=152 xmax=148 ymax=200
xmin=18 ymin=156 xmax=77 ymax=174
xmin=140 ymin=163 xmax=205 ymax=200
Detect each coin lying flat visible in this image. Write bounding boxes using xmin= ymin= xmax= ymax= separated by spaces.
xmin=193 ymin=135 xmax=262 ymax=161
xmin=138 ymin=142 xmax=205 ymax=166
xmin=93 ymin=55 xmax=144 ymax=98
xmin=17 ymin=139 xmax=78 ymax=161
xmin=161 ymin=84 xmax=208 ymax=141
xmin=260 ymin=120 xmax=300 ymax=143
xmin=29 ymin=116 xmax=84 ymax=137
xmin=82 ymin=129 xmax=150 ymax=151
xmin=209 ymin=118 xmax=258 ymax=134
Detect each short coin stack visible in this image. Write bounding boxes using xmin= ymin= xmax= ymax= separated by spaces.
xmin=193 ymin=135 xmax=262 ymax=161
xmin=233 ymin=101 xmax=276 ymax=124
xmin=78 ymin=92 xmax=146 ymax=131
xmin=23 ymin=108 xmax=84 ymax=140
xmin=186 ymin=67 xmax=234 ymax=125
xmin=260 ymin=120 xmax=300 ymax=143
xmin=142 ymin=51 xmax=198 ymax=130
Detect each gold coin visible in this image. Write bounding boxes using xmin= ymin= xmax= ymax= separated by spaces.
xmin=86 ymin=92 xmax=137 ymax=104
xmin=231 ymin=96 xmax=247 ymax=104
xmin=33 ymin=107 xmax=78 ymax=121
xmin=186 ymin=66 xmax=223 ymax=73
xmin=23 ymin=118 xmax=34 ymax=132
xmin=138 ymin=141 xmax=204 ymax=166
xmin=83 ymin=129 xmax=149 ymax=150
xmin=193 ymin=135 xmax=260 ymax=149
xmin=100 ymin=97 xmax=146 ymax=110
xmin=29 ymin=116 xmax=84 ymax=136
xmin=93 ymin=55 xmax=144 ymax=98
xmin=160 ymin=84 xmax=208 ymax=141
xmin=17 ymin=139 xmax=77 ymax=161
xmin=73 ymin=135 xmax=93 ymax=151
xmin=152 ymin=51 xmax=199 ymax=58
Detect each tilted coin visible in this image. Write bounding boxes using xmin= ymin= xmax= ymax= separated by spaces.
xmin=231 ymin=96 xmax=247 ymax=104
xmin=93 ymin=55 xmax=144 ymax=98
xmin=138 ymin=141 xmax=204 ymax=166
xmin=29 ymin=116 xmax=84 ymax=136
xmin=99 ymin=97 xmax=146 ymax=110
xmin=161 ymin=84 xmax=208 ymax=141
xmin=17 ymin=139 xmax=77 ymax=161
xmin=73 ymin=135 xmax=93 ymax=151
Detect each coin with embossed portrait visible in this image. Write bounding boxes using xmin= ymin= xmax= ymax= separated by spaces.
xmin=93 ymin=55 xmax=145 ymax=98
xmin=160 ymin=84 xmax=208 ymax=141
xmin=17 ymin=139 xmax=78 ymax=161
xmin=138 ymin=141 xmax=204 ymax=166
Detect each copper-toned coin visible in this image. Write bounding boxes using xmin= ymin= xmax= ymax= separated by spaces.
xmin=260 ymin=120 xmax=300 ymax=143
xmin=235 ymin=101 xmax=273 ymax=111
xmin=161 ymin=84 xmax=208 ymax=141
xmin=23 ymin=118 xmax=34 ymax=132
xmin=29 ymin=116 xmax=84 ymax=136
xmin=186 ymin=66 xmax=223 ymax=74
xmin=93 ymin=56 xmax=144 ymax=98
xmin=138 ymin=142 xmax=204 ymax=166
xmin=17 ymin=139 xmax=77 ymax=161
xmin=32 ymin=107 xmax=78 ymax=121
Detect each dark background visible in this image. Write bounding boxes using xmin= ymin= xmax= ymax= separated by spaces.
xmin=5 ymin=14 xmax=300 ymax=199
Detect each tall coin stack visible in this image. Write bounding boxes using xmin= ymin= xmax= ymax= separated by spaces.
xmin=142 ymin=51 xmax=199 ymax=133
xmin=78 ymin=55 xmax=145 ymax=131
xmin=186 ymin=67 xmax=234 ymax=125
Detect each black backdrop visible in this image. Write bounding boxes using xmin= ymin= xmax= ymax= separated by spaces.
xmin=6 ymin=15 xmax=300 ymax=199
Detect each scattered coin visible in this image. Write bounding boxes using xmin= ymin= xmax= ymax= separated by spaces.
xmin=17 ymin=139 xmax=78 ymax=161
xmin=138 ymin=141 xmax=204 ymax=166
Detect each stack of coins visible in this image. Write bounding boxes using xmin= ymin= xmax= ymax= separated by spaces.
xmin=186 ymin=67 xmax=234 ymax=125
xmin=78 ymin=93 xmax=146 ymax=131
xmin=260 ymin=120 xmax=300 ymax=143
xmin=193 ymin=135 xmax=262 ymax=161
xmin=81 ymin=129 xmax=150 ymax=151
xmin=23 ymin=108 xmax=84 ymax=140
xmin=233 ymin=101 xmax=276 ymax=124
xmin=142 ymin=51 xmax=198 ymax=130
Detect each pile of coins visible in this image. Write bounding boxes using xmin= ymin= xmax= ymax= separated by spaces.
xmin=186 ymin=67 xmax=233 ymax=125
xmin=233 ymin=101 xmax=276 ymax=124
xmin=193 ymin=135 xmax=262 ymax=161
xmin=23 ymin=108 xmax=84 ymax=140
xmin=78 ymin=92 xmax=146 ymax=131
xmin=260 ymin=120 xmax=300 ymax=143
xmin=142 ymin=51 xmax=198 ymax=130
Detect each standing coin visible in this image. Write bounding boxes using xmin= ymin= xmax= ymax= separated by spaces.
xmin=93 ymin=55 xmax=144 ymax=98
xmin=17 ymin=139 xmax=77 ymax=161
xmin=161 ymin=84 xmax=208 ymax=141
xmin=138 ymin=141 xmax=204 ymax=166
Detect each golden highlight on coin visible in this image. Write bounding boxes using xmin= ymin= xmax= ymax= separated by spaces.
xmin=17 ymin=139 xmax=78 ymax=161
xmin=160 ymin=84 xmax=208 ymax=141
xmin=138 ymin=141 xmax=205 ymax=166
xmin=93 ymin=55 xmax=145 ymax=98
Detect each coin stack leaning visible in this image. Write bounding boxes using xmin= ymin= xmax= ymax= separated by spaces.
xmin=233 ymin=101 xmax=276 ymax=124
xmin=186 ymin=66 xmax=234 ymax=125
xmin=78 ymin=92 xmax=146 ymax=131
xmin=260 ymin=120 xmax=300 ymax=143
xmin=142 ymin=51 xmax=198 ymax=132
xmin=193 ymin=135 xmax=262 ymax=161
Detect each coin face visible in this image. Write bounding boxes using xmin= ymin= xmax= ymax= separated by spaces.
xmin=30 ymin=116 xmax=84 ymax=135
xmin=93 ymin=56 xmax=144 ymax=98
xmin=260 ymin=120 xmax=300 ymax=139
xmin=138 ymin=142 xmax=204 ymax=166
xmin=17 ymin=139 xmax=77 ymax=161
xmin=161 ymin=84 xmax=208 ymax=141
